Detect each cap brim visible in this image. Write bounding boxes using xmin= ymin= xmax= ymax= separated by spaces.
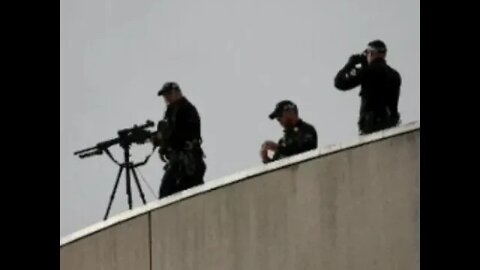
xmin=269 ymin=111 xmax=280 ymax=120
xmin=157 ymin=89 xmax=168 ymax=96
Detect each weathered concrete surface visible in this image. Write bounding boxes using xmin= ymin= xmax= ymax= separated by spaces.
xmin=61 ymin=126 xmax=419 ymax=270
xmin=150 ymin=130 xmax=419 ymax=270
xmin=60 ymin=214 xmax=151 ymax=270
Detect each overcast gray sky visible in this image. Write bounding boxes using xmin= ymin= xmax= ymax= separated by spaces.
xmin=60 ymin=0 xmax=419 ymax=238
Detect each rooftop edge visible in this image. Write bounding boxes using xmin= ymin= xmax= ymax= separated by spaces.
xmin=60 ymin=121 xmax=420 ymax=247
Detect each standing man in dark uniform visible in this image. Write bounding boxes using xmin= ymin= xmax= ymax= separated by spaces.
xmin=334 ymin=40 xmax=402 ymax=135
xmin=260 ymin=100 xmax=318 ymax=163
xmin=152 ymin=82 xmax=206 ymax=198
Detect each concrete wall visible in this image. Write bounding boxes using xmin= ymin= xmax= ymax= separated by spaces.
xmin=61 ymin=127 xmax=419 ymax=270
xmin=60 ymin=214 xmax=151 ymax=270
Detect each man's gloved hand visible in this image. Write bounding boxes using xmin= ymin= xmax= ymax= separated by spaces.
xmin=348 ymin=54 xmax=366 ymax=66
xmin=151 ymin=133 xmax=161 ymax=146
xmin=159 ymin=146 xmax=168 ymax=162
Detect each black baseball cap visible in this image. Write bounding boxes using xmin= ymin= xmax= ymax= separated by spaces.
xmin=366 ymin=40 xmax=387 ymax=53
xmin=269 ymin=100 xmax=298 ymax=119
xmin=158 ymin=81 xmax=181 ymax=96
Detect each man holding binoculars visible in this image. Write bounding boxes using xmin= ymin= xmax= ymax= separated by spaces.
xmin=334 ymin=40 xmax=402 ymax=135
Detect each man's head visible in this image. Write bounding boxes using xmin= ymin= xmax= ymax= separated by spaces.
xmin=269 ymin=100 xmax=299 ymax=128
xmin=158 ymin=81 xmax=183 ymax=105
xmin=365 ymin=40 xmax=387 ymax=64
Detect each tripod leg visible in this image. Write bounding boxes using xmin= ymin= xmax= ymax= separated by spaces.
xmin=104 ymin=166 xmax=124 ymax=221
xmin=126 ymin=163 xmax=133 ymax=210
xmin=131 ymin=167 xmax=147 ymax=205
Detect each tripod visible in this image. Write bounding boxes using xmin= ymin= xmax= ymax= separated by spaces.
xmin=103 ymin=143 xmax=148 ymax=221
xmin=72 ymin=119 xmax=157 ymax=221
